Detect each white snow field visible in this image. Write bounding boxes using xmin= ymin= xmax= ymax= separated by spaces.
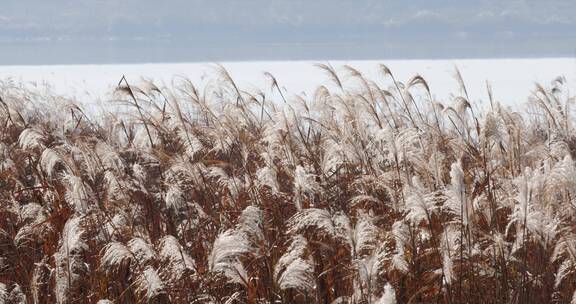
xmin=0 ymin=58 xmax=575 ymax=110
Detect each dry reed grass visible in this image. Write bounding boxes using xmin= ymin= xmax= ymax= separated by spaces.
xmin=0 ymin=66 xmax=575 ymax=303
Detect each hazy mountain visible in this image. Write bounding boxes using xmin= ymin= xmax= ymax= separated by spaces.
xmin=1 ymin=0 xmax=575 ymax=64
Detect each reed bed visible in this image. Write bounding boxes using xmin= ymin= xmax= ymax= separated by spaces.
xmin=0 ymin=65 xmax=575 ymax=303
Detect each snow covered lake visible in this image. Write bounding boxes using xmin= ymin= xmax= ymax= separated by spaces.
xmin=1 ymin=58 xmax=575 ymax=109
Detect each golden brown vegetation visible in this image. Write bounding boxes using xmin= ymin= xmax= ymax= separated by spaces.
xmin=0 ymin=66 xmax=575 ymax=303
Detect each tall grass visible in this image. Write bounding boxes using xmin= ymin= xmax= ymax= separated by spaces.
xmin=0 ymin=66 xmax=575 ymax=303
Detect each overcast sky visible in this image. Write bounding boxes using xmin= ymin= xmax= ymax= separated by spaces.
xmin=1 ymin=0 xmax=575 ymax=64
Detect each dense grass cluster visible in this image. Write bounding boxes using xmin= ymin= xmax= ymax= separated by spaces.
xmin=0 ymin=64 xmax=575 ymax=303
